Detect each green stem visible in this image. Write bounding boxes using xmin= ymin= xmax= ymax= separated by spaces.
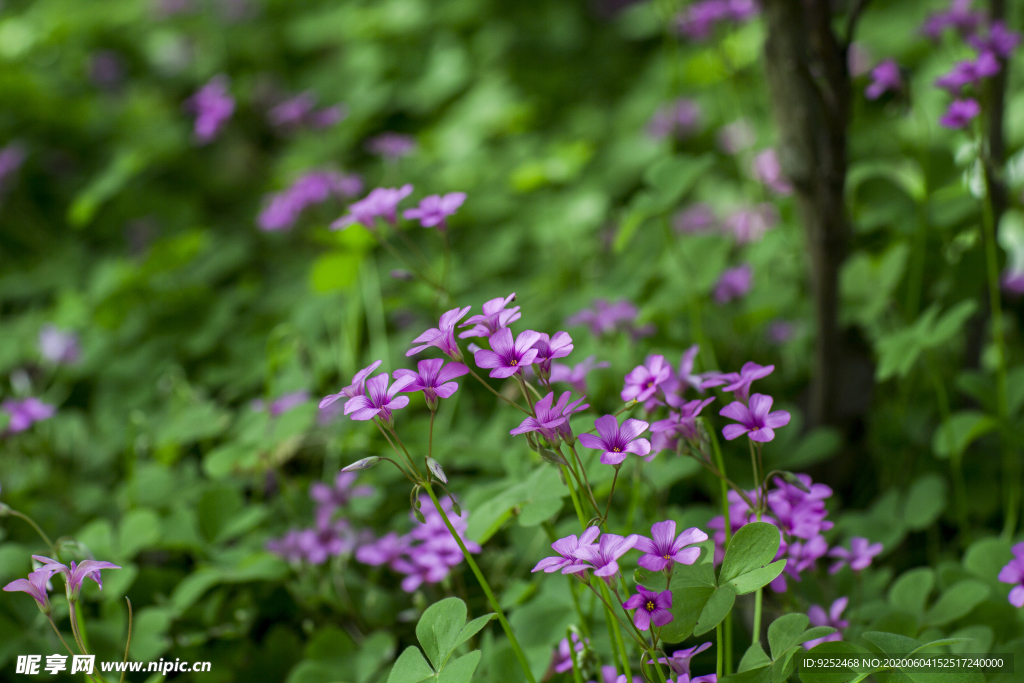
xmin=599 ymin=580 xmax=633 ymax=680
xmin=6 ymin=509 xmax=57 ymax=555
xmin=649 ymin=642 xmax=669 ymax=683
xmin=708 ymin=428 xmax=732 ymax=546
xmin=568 ymin=629 xmax=585 ymax=683
xmin=752 ymin=588 xmax=763 ymax=648
xmin=423 ymin=484 xmax=537 ymax=683
xmin=725 ymin=613 xmax=734 ymax=675
xmin=625 ymin=458 xmax=643 ymax=533
xmin=926 ymin=355 xmax=969 ymax=544
xmin=562 ymin=464 xmax=589 ymax=529
xmin=463 ymin=363 xmax=531 ymax=415
xmin=717 ymin=623 xmax=724 ymax=679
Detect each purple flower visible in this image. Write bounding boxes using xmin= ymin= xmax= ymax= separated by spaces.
xmin=531 ymin=332 xmax=574 ymax=378
xmin=586 ymin=665 xmax=622 ymax=683
xmin=90 ymin=50 xmax=125 ymax=88
xmin=186 ymin=75 xmax=234 ymax=144
xmin=650 ymin=396 xmax=716 ymax=453
xmin=720 ymin=393 xmax=790 ymax=442
xmin=319 ymin=360 xmax=383 ymax=410
xmin=935 ymin=55 xmax=999 ymax=94
xmin=828 ymin=537 xmax=883 ymax=573
xmin=459 ymin=293 xmax=521 ymax=339
xmin=920 ymin=0 xmax=984 ymax=40
xmin=258 ymin=171 xmax=362 ymax=232
xmin=702 ymin=361 xmax=774 ymax=402
xmin=635 ymin=521 xmax=707 ymax=572
xmin=998 ymin=542 xmax=1024 ymax=607
xmin=767 ymin=474 xmax=833 ymax=540
xmin=510 ymin=391 xmax=589 ymax=442
xmin=310 ymin=472 xmax=375 ymax=510
xmin=648 ymin=99 xmax=702 ymax=139
xmin=776 ymin=534 xmax=830 ymax=589
xmin=366 ymin=133 xmax=416 ymax=159
xmin=39 ymin=325 xmax=80 ymax=364
xmin=717 ymin=119 xmax=756 ymax=154
xmin=3 ymin=398 xmax=55 ymax=433
xmin=675 ymin=0 xmax=758 ymax=40
xmin=804 ymin=598 xmax=849 ymax=649
xmin=355 ymin=532 xmax=410 ymax=568
xmin=532 ymin=527 xmax=600 ymax=575
xmin=567 ymin=299 xmax=639 ymax=337
xmin=266 ymin=530 xmax=307 ymax=564
xmin=297 ymin=509 xmax=356 ymax=565
xmin=403 ymin=193 xmax=466 ymax=229
xmin=407 ymin=307 xmax=471 ymax=361
xmin=579 ymin=533 xmax=639 ymax=582
xmin=252 ymin=390 xmax=310 ymax=416
xmin=389 ymin=495 xmax=479 ymax=592
xmin=552 ymin=634 xmax=588 ymax=674
xmin=331 ymin=185 xmax=414 ymax=230
xmin=939 ymin=98 xmax=981 ymax=129
xmin=623 ymin=586 xmax=674 ymax=630
xmin=473 ymin=328 xmax=541 ymax=379
xmin=752 ymin=149 xmax=792 ymax=196
xmin=578 ymin=415 xmax=651 ymax=465
xmin=968 ymin=21 xmax=1022 ymax=59
xmin=342 ymin=372 xmax=415 ymax=423
xmin=31 ymin=556 xmax=120 ymax=601
xmin=394 ymin=358 xmax=469 ymax=409
xmin=865 ymin=60 xmax=902 ymax=100
xmin=654 ymin=642 xmax=712 ymax=679
xmin=724 ymin=204 xmax=778 ymax=244
xmin=621 ymin=354 xmax=673 ymax=404
xmin=674 ymin=204 xmax=717 ymax=234
xmin=713 ymin=264 xmax=752 ymax=304
xmin=269 ymin=92 xmax=347 ymax=130
xmin=1003 ymin=270 xmax=1024 ymax=296
xmin=661 ymin=345 xmax=706 ymax=397
xmin=550 ymin=356 xmax=610 ymax=394
xmin=767 ymin=320 xmax=794 ymax=344
xmin=3 ymin=570 xmax=53 ymax=613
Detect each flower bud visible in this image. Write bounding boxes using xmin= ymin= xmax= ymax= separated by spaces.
xmin=341 ymin=456 xmax=381 ymax=472
xmin=425 ymin=457 xmax=447 ymax=483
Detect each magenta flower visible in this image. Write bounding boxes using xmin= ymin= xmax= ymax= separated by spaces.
xmin=804 ymin=598 xmax=849 ymax=649
xmin=752 ymin=149 xmax=792 ymax=196
xmin=269 ymin=92 xmax=346 ymax=130
xmin=342 ymin=372 xmax=415 ymax=423
xmin=366 ymin=132 xmax=416 ymax=159
xmin=3 ymin=398 xmax=55 ymax=433
xmin=648 ymin=99 xmax=701 ymax=140
xmin=297 ymin=509 xmax=356 ymax=565
xmin=310 ymin=472 xmax=375 ymax=510
xmin=702 ymin=361 xmax=774 ymax=402
xmin=31 ymin=556 xmax=120 ymax=601
xmin=407 ymin=307 xmax=472 ymax=360
xmin=720 ymin=393 xmax=790 ymax=442
xmin=661 ymin=345 xmax=705 ymax=397
xmin=355 ymin=532 xmax=411 ymax=568
xmin=394 ymin=358 xmax=469 ymax=409
xmin=3 ymin=570 xmax=53 ymax=613
xmin=767 ymin=320 xmax=794 ymax=344
xmin=968 ymin=21 xmax=1022 ymax=58
xmin=331 ymin=184 xmax=414 ymax=230
xmin=653 ymin=642 xmax=712 ymax=679
xmin=580 ymin=533 xmax=639 ymax=582
xmin=621 ymin=354 xmax=673 ymax=404
xmin=319 ymin=360 xmax=383 ymax=410
xmin=675 ymin=0 xmax=758 ymax=40
xmin=935 ymin=55 xmax=999 ymax=94
xmin=650 ymin=396 xmax=716 ymax=454
xmin=920 ymin=0 xmax=984 ymax=40
xmin=532 ymin=527 xmax=600 ymax=575
xmin=258 ymin=171 xmax=362 ymax=232
xmin=39 ymin=325 xmax=80 ymax=364
xmin=828 ymin=537 xmax=883 ymax=573
xmin=723 ymin=204 xmax=779 ymax=244
xmin=510 ymin=391 xmax=589 ymax=442
xmin=674 ymin=204 xmax=717 ymax=234
xmin=266 ymin=530 xmax=307 ymax=564
xmin=767 ymin=474 xmax=833 ymax=540
xmin=865 ymin=60 xmax=902 ymax=100
xmin=713 ymin=264 xmax=752 ymax=304
xmin=550 ymin=355 xmax=610 ymax=394
xmin=578 ymin=415 xmax=651 ymax=465
xmin=473 ymin=328 xmax=541 ymax=379
xmin=532 ymin=332 xmax=574 ymax=378
xmin=566 ymin=299 xmax=639 ymax=337
xmin=251 ymin=390 xmax=309 ymax=417
xmin=459 ymin=293 xmax=521 ymax=339
xmin=939 ymin=98 xmax=981 ymax=129
xmin=403 ymin=193 xmax=466 ymax=229
xmin=186 ymin=75 xmax=234 ymax=144
xmin=635 ymin=521 xmax=707 ymax=572
xmin=623 ymin=586 xmax=674 ymax=630
xmin=998 ymin=542 xmax=1024 ymax=607
xmin=552 ymin=634 xmax=588 ymax=674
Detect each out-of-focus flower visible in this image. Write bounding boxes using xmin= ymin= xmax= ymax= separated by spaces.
xmin=319 ymin=360 xmax=383 ymax=413
xmin=713 ymin=264 xmax=752 ymax=304
xmin=394 ymin=358 xmax=469 ymax=409
xmin=186 ymin=75 xmax=234 ymax=144
xmin=459 ymin=294 xmax=520 ymax=339
xmin=39 ymin=325 xmax=80 ymax=364
xmin=354 ymin=532 xmax=410 ymax=568
xmin=550 ymin=355 xmax=610 ymax=394
xmin=998 ymin=542 xmax=1024 ymax=607
xmin=0 ymin=143 xmax=26 ymax=194
xmin=296 ymin=509 xmax=356 ymax=565
xmin=366 ymin=133 xmax=416 ymax=159
xmin=552 ymin=634 xmax=588 ymax=674
xmin=920 ymin=0 xmax=984 ymax=40
xmin=251 ymin=390 xmax=310 ymax=416
xmin=767 ymin=320 xmax=794 ymax=344
xmin=650 ymin=396 xmax=715 ymax=453
xmin=752 ymin=149 xmax=793 ymax=195
xmin=567 ymin=299 xmax=641 ymax=337
xmin=635 ymin=521 xmax=707 ymax=572
xmin=331 ymin=184 xmax=413 ymax=230
xmin=622 ymin=354 xmax=673 ymax=404
xmin=473 ymin=328 xmax=541 ymax=378
xmin=935 ymin=54 xmax=1000 ymax=94
xmin=342 ymin=373 xmax=415 ymax=423
xmin=828 ymin=537 xmax=883 ymax=573
xmin=407 ymin=307 xmax=472 ymax=360
xmin=675 ymin=0 xmax=759 ymax=40
xmin=578 ymin=414 xmax=651 ymax=465
xmin=968 ymin=21 xmax=1022 ymax=58
xmin=720 ymin=393 xmax=790 ymax=442
xmin=510 ymin=391 xmax=588 ymax=442
xmin=623 ymin=586 xmax=674 ymax=630
xmin=804 ymin=598 xmax=849 ymax=649
xmin=269 ymin=92 xmax=346 ymax=130
xmin=310 ymin=472 xmax=375 ymax=511
xmin=939 ymin=98 xmax=981 ymax=129
xmin=648 ymin=99 xmax=702 ymax=139
xmin=674 ymin=204 xmax=717 ymax=234
xmin=702 ymin=361 xmax=774 ymax=403
xmin=865 ymin=60 xmax=903 ymax=100
xmin=717 ymin=119 xmax=756 ymax=154
xmin=3 ymin=398 xmax=55 ymax=433
xmin=403 ymin=193 xmax=466 ymax=229
xmin=258 ymin=171 xmax=362 ymax=232
xmin=30 ymin=556 xmax=120 ymax=601
xmin=723 ymin=204 xmax=778 ymax=244
xmin=90 ymin=50 xmax=125 ymax=88
xmin=531 ymin=332 xmax=574 ymax=379
xmin=653 ymin=642 xmax=713 ymax=680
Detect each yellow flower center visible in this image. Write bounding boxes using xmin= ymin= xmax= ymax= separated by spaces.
xmin=646 ymin=600 xmax=655 ymax=611
xmin=510 ymin=359 xmax=518 ymax=366
xmin=613 ymin=447 xmax=621 ymax=452
xmin=663 ymin=554 xmax=671 ymax=560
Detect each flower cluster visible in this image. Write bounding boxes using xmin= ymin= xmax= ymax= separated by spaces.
xmin=4 ymin=556 xmax=120 ymax=613
xmin=331 ymin=184 xmax=465 ymax=232
xmin=998 ymin=542 xmax=1024 ymax=607
xmin=675 ymin=0 xmax=759 ymax=41
xmin=648 ymin=99 xmax=702 ymax=140
xmin=674 ymin=203 xmax=778 ymax=246
xmin=567 ymin=299 xmax=654 ymax=339
xmin=356 ymin=495 xmax=480 ymax=592
xmin=2 ymin=398 xmax=55 ymax=434
xmin=186 ymin=75 xmax=234 ymax=144
xmin=366 ymin=132 xmax=416 ymax=159
xmin=268 ymin=91 xmax=345 ymax=131
xmin=258 ymin=171 xmax=363 ymax=232
xmin=865 ymin=60 xmax=903 ymax=100
xmin=805 ymin=598 xmax=848 ymax=649
xmin=713 ymin=264 xmax=752 ymax=304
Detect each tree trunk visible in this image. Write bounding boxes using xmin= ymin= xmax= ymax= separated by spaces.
xmin=761 ymin=0 xmax=852 ymax=428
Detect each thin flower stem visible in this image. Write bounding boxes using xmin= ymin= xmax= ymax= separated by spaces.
xmin=649 ymin=639 xmax=669 ymax=683
xmin=604 ymin=467 xmax=621 ymax=519
xmin=588 ymin=583 xmax=646 ymax=648
xmin=68 ymin=602 xmax=88 ymax=655
xmin=463 ymin=364 xmax=531 ymax=415
xmin=753 ymin=588 xmax=763 ymax=648
xmin=707 ymin=428 xmax=732 ymax=547
xmin=926 ymin=354 xmax=969 ymax=544
xmin=370 ymin=230 xmax=444 ymax=294
xmin=428 ymin=410 xmax=436 ymax=460
xmin=6 ymin=509 xmax=57 ymax=555
xmin=372 ymin=421 xmax=420 ymax=481
xmin=422 ymin=484 xmax=537 ymax=683
xmin=562 ymin=464 xmax=589 ymax=529
xmin=47 ymin=616 xmax=78 ymax=657
xmin=599 ymin=579 xmax=634 ymax=679
xmin=568 ymin=628 xmax=585 ymax=683
xmin=749 ymin=439 xmax=761 ymax=514
xmin=515 ymin=375 xmax=536 ymax=414
xmin=717 ymin=622 xmax=724 ymax=679
xmin=120 ymin=598 xmax=133 ymax=683
xmin=566 ymin=442 xmax=600 ymax=517
xmin=625 ymin=458 xmax=643 ymax=533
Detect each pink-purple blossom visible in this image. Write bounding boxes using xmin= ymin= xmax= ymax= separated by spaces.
xmin=407 ymin=307 xmax=472 ymax=360
xmin=648 ymin=99 xmax=702 ymax=139
xmin=751 ymin=149 xmax=792 ymax=196
xmin=650 ymin=396 xmax=715 ymax=453
xmin=828 ymin=537 xmax=883 ymax=573
xmin=713 ymin=264 xmax=752 ymax=304
xmin=621 ymin=354 xmax=673 ymax=404
xmin=510 ymin=391 xmax=589 ymax=442
xmin=968 ymin=21 xmax=1022 ymax=58
xmin=331 ymin=184 xmax=414 ymax=230
xmin=580 ymin=533 xmax=639 ymax=582
xmin=3 ymin=570 xmax=54 ymax=613
xmin=635 ymin=521 xmax=707 ymax=572
xmin=269 ymin=92 xmax=346 ymax=130
xmin=403 ymin=193 xmax=466 ymax=229
xmin=920 ymin=0 xmax=984 ymax=40
xmin=187 ymin=75 xmax=234 ymax=144
xmin=552 ymin=634 xmax=588 ymax=674
xmin=675 ymin=0 xmax=759 ymax=40
xmin=394 ymin=358 xmax=469 ymax=409
xmin=720 ymin=393 xmax=790 ymax=442
xmin=531 ymin=332 xmax=574 ymax=378
xmin=702 ymin=361 xmax=774 ymax=402
xmin=578 ymin=414 xmax=651 ymax=465
xmin=550 ymin=356 xmax=610 ymax=394
xmin=653 ymin=642 xmax=712 ymax=680
xmin=366 ymin=133 xmax=416 ymax=159
xmin=354 ymin=532 xmax=411 ymax=568
xmin=310 ymin=472 xmax=375 ymax=511
xmin=341 ymin=372 xmax=414 ymax=423
xmin=473 ymin=328 xmax=541 ymax=379
xmin=865 ymin=60 xmax=903 ymax=100
xmin=567 ymin=299 xmax=640 ymax=337
xmin=31 ymin=556 xmax=120 ymax=601
xmin=723 ymin=204 xmax=779 ymax=244
xmin=319 ymin=360 xmax=383 ymax=411
xmin=939 ymin=98 xmax=981 ymax=129
xmin=674 ymin=204 xmax=717 ymax=234
xmin=623 ymin=585 xmax=674 ymax=630
xmin=935 ymin=54 xmax=1000 ymax=94
xmin=459 ymin=293 xmax=521 ymax=339
xmin=998 ymin=542 xmax=1024 ymax=607
xmin=3 ymin=398 xmax=55 ymax=433
xmin=804 ymin=598 xmax=849 ymax=649
xmin=39 ymin=325 xmax=80 ymax=364
xmin=296 ymin=509 xmax=357 ymax=565
xmin=532 ymin=526 xmax=600 ymax=575
xmin=258 ymin=171 xmax=362 ymax=232
xmin=0 ymin=143 xmax=26 ymax=194
xmin=252 ymin=390 xmax=310 ymax=417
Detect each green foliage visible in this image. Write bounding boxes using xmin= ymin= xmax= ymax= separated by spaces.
xmin=388 ymin=598 xmax=492 ymax=683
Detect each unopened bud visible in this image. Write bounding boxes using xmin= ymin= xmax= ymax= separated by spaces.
xmin=341 ymin=457 xmax=381 ymax=472
xmin=425 ymin=457 xmax=447 ymax=483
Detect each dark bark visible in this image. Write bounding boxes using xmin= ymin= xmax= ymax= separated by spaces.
xmin=760 ymin=0 xmax=853 ymax=428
